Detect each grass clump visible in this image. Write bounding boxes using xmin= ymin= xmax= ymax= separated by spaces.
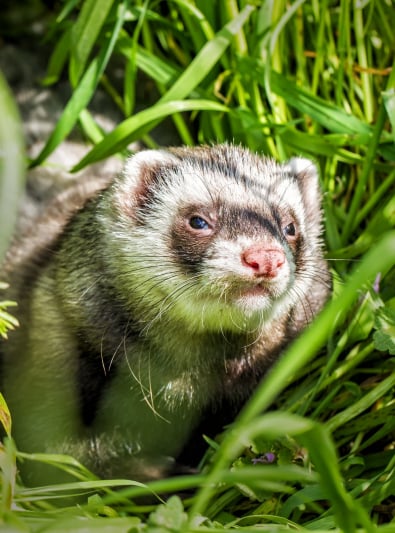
xmin=0 ymin=1 xmax=394 ymax=531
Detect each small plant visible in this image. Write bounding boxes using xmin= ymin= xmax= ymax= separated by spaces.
xmin=0 ymin=283 xmax=18 ymax=340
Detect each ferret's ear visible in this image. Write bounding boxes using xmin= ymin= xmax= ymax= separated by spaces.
xmin=286 ymin=157 xmax=322 ymax=211
xmin=123 ymin=149 xmax=178 ymax=188
xmin=118 ymin=150 xmax=178 ymax=213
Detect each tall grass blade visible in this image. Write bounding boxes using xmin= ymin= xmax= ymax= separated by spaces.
xmin=0 ymin=72 xmax=25 ymax=262
xmin=270 ymin=70 xmax=372 ymax=135
xmin=42 ymin=28 xmax=72 ymax=86
xmin=30 ymin=2 xmax=128 ymax=168
xmin=69 ymin=0 xmax=116 ymax=85
xmin=158 ymin=4 xmax=255 ymax=104
xmin=72 ymin=100 xmax=228 ymax=170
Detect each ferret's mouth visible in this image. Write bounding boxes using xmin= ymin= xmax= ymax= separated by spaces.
xmin=239 ymin=284 xmax=270 ymax=298
xmin=231 ymin=282 xmax=278 ymax=305
xmin=229 ymin=283 xmax=276 ymax=316
xmin=230 ymin=280 xmax=287 ymax=310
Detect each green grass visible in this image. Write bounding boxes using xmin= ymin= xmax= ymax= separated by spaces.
xmin=0 ymin=72 xmax=25 ymax=262
xmin=1 ymin=0 xmax=395 ymax=531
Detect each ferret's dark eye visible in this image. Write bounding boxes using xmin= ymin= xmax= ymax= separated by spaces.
xmin=189 ymin=216 xmax=210 ymax=230
xmin=283 ymin=222 xmax=296 ymax=237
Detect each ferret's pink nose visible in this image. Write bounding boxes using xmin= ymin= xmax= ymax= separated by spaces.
xmin=242 ymin=245 xmax=285 ymax=278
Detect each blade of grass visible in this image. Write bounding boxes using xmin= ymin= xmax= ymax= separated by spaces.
xmin=30 ymin=56 xmax=102 ymax=168
xmin=78 ymin=109 xmax=105 ymax=144
xmin=41 ymin=27 xmax=72 ymax=86
xmin=30 ymin=1 xmax=128 ymax=168
xmin=299 ymin=423 xmax=373 ymax=532
xmin=0 ymin=392 xmax=12 ymax=436
xmin=326 ymin=372 xmax=395 ymax=433
xmin=341 ymin=63 xmax=395 ymax=244
xmin=0 ymin=438 xmax=17 ymax=514
xmin=263 ymin=0 xmax=298 ymax=159
xmin=55 ymin=0 xmax=80 ymax=24
xmin=354 ymin=168 xmax=395 ymax=227
xmin=71 ymin=100 xmax=229 ymax=170
xmin=99 ymin=473 xmax=207 ymax=504
xmin=72 ymin=6 xmax=255 ymax=169
xmin=158 ymin=3 xmax=255 ymax=104
xmin=18 ymin=477 xmax=147 ymax=495
xmin=383 ymin=86 xmax=395 ymax=144
xmin=207 ymin=412 xmax=372 ymax=531
xmin=278 ymin=128 xmax=365 ymax=162
xmin=239 ymin=56 xmax=374 ymax=136
xmin=270 ymin=70 xmax=372 ymax=135
xmin=0 ymin=72 xmax=25 ymax=262
xmin=222 ymin=0 xmax=248 ymax=56
xmin=311 ymin=0 xmax=329 ymax=96
xmin=340 ymin=98 xmax=388 ymax=245
xmin=135 ymin=45 xmax=178 ymax=85
xmin=331 ymin=189 xmax=395 ymax=259
xmin=173 ymin=0 xmax=216 ymax=49
xmin=69 ymin=0 xmax=116 ymax=85
xmin=123 ymin=0 xmax=149 ymax=117
xmin=354 ymin=1 xmax=374 ymax=123
xmin=335 ymin=0 xmax=350 ymax=108
xmin=265 ymin=0 xmax=305 ymax=125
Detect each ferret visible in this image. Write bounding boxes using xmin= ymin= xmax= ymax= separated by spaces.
xmin=0 ymin=144 xmax=330 ymax=485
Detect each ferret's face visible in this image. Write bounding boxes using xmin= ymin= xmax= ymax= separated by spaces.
xmin=108 ymin=145 xmax=323 ymax=333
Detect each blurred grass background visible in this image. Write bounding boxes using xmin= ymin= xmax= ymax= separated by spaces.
xmin=0 ymin=1 xmax=394 ymax=531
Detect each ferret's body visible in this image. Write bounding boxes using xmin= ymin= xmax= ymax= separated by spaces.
xmin=1 ymin=145 xmax=330 ymax=484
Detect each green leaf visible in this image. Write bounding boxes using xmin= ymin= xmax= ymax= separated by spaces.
xmin=71 ymin=6 xmax=255 ymax=169
xmin=0 ymin=393 xmax=12 ymax=436
xmin=0 ymin=437 xmax=17 ymax=514
xmin=373 ymin=303 xmax=395 ymax=354
xmin=30 ymin=56 xmax=102 ymax=167
xmin=0 ymin=307 xmax=19 ymax=340
xmin=69 ymin=0 xmax=116 ymax=85
xmin=30 ymin=2 xmax=128 ymax=168
xmin=341 ymin=292 xmax=377 ymax=346
xmin=280 ymin=485 xmax=327 ymax=518
xmin=270 ymin=70 xmax=372 ymax=135
xmin=55 ymin=0 xmax=80 ymax=24
xmin=383 ymin=87 xmax=395 ymax=144
xmin=159 ymin=4 xmax=255 ymax=105
xmin=234 ymin=107 xmax=367 ymax=161
xmin=0 ymin=72 xmax=25 ymax=262
xmin=236 ymin=56 xmax=373 ymax=136
xmin=298 ymin=423 xmax=365 ymax=532
xmin=333 ymin=193 xmax=395 ymax=259
xmin=227 ymin=412 xmax=371 ymax=531
xmin=71 ymin=99 xmax=228 ymax=170
xmin=147 ymin=495 xmax=187 ymax=531
xmin=42 ymin=27 xmax=72 ymax=86
xmin=87 ymin=493 xmax=119 ymax=518
xmin=327 ymin=372 xmax=395 ymax=433
xmin=135 ymin=45 xmax=177 ymax=86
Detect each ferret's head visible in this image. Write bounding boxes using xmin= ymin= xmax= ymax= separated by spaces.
xmin=103 ymin=145 xmax=326 ymax=334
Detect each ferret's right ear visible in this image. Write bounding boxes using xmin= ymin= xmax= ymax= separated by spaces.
xmin=286 ymin=157 xmax=321 ymax=212
xmin=117 ymin=150 xmax=178 ymax=214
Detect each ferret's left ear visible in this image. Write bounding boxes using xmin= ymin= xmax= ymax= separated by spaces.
xmin=287 ymin=157 xmax=321 ymax=210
